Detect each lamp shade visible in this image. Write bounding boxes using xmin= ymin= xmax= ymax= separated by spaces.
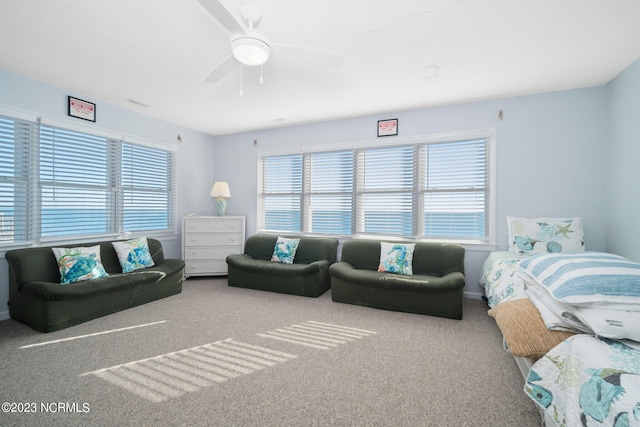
xmin=210 ymin=182 xmax=231 ymax=198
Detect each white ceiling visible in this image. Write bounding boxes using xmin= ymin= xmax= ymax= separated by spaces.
xmin=1 ymin=0 xmax=640 ymax=136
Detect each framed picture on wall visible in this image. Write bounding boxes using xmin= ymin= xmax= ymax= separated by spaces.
xmin=377 ymin=118 xmax=398 ymax=137
xmin=68 ymin=96 xmax=96 ymax=122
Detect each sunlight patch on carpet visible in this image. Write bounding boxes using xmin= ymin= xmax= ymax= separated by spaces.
xmin=257 ymin=320 xmax=377 ymax=350
xmin=20 ymin=321 xmax=167 ymax=349
xmin=81 ymin=339 xmax=297 ymax=402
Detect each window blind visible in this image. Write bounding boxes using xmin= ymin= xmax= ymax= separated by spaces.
xmin=422 ymin=139 xmax=488 ymax=239
xmin=260 ymin=154 xmax=302 ymax=231
xmin=258 ymin=130 xmax=493 ymax=243
xmin=307 ymin=151 xmax=353 ymax=235
xmin=359 ymin=146 xmax=414 ymax=236
xmin=0 ymin=112 xmax=177 ymax=248
xmin=39 ymin=125 xmax=115 ymax=238
xmin=0 ymin=116 xmax=33 ymax=244
xmin=121 ymin=142 xmax=176 ymax=233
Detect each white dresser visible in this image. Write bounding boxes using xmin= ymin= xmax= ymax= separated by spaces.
xmin=182 ymin=216 xmax=245 ymax=278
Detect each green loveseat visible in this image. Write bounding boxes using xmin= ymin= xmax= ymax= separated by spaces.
xmin=6 ymin=238 xmax=185 ymax=332
xmin=329 ymin=240 xmax=466 ymax=319
xmin=226 ymin=234 xmax=338 ymax=297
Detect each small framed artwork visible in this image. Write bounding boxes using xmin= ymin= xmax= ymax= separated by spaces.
xmin=68 ymin=96 xmax=96 ymax=122
xmin=377 ymin=118 xmax=398 ymax=137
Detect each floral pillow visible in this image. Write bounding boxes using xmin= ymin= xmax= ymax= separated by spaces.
xmin=271 ymin=236 xmax=300 ymax=264
xmin=52 ymin=245 xmax=109 ymax=284
xmin=507 ymin=216 xmax=585 ymax=254
xmin=112 ymin=237 xmax=155 ymax=273
xmin=377 ymin=242 xmax=416 ymax=275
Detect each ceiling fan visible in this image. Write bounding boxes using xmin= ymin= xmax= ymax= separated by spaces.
xmin=197 ymin=0 xmax=345 ymax=84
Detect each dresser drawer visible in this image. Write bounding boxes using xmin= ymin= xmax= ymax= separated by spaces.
xmin=183 ymin=218 xmax=243 ymax=233
xmin=182 ymin=216 xmax=245 ymax=277
xmin=183 ymin=232 xmax=242 ymax=247
xmin=184 ymin=260 xmax=228 ymax=275
xmin=183 ymin=246 xmax=242 ymax=260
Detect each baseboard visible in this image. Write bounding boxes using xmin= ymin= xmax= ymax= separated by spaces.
xmin=463 ymin=291 xmax=483 ymax=300
xmin=0 ymin=309 xmax=10 ymax=321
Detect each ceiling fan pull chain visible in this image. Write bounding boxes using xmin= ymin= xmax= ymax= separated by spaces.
xmin=260 ymin=65 xmax=264 ymax=84
xmin=240 ymin=64 xmax=243 ymax=96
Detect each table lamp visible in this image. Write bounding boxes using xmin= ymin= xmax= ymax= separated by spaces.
xmin=210 ymin=181 xmax=231 ymax=216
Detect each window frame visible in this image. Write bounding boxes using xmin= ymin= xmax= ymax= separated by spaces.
xmin=0 ymin=105 xmax=178 ymax=250
xmin=257 ymin=128 xmax=496 ymax=246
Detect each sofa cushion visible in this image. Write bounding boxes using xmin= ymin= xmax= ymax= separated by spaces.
xmin=330 ymin=262 xmax=464 ymax=292
xmin=112 ymin=237 xmax=155 ymax=272
xmin=51 ymin=245 xmax=109 ymax=284
xmin=377 ymin=242 xmax=415 ymax=275
xmin=270 ymin=236 xmax=300 ymax=264
xmin=227 ymin=255 xmax=328 ymax=278
xmin=19 ymin=261 xmax=179 ymax=302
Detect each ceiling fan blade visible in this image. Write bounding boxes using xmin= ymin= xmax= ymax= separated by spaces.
xmin=204 ymin=55 xmax=238 ymax=83
xmin=196 ymin=0 xmax=246 ymax=35
xmin=273 ymin=44 xmax=345 ymax=67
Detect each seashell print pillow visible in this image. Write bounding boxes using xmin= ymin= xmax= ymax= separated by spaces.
xmin=270 ymin=236 xmax=301 ymax=264
xmin=507 ymin=216 xmax=585 ymax=255
xmin=52 ymin=245 xmax=109 ymax=284
xmin=112 ymin=237 xmax=155 ymax=273
xmin=377 ymin=242 xmax=416 ymax=275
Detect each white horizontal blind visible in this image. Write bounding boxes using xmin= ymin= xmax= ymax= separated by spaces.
xmin=0 ymin=112 xmax=177 ymax=248
xmin=39 ymin=125 xmax=116 ymax=239
xmin=0 ymin=115 xmax=34 ymax=244
xmin=307 ymin=151 xmax=353 ymax=234
xmin=121 ymin=142 xmax=176 ymax=233
xmin=422 ymin=139 xmax=488 ymax=239
xmin=258 ymin=131 xmax=493 ymax=243
xmin=358 ymin=145 xmax=414 ymax=236
xmin=260 ymin=154 xmax=302 ymax=232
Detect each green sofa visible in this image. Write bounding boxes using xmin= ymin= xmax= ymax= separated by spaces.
xmin=6 ymin=238 xmax=185 ymax=332
xmin=329 ymin=240 xmax=466 ymax=319
xmin=226 ymin=234 xmax=338 ymax=297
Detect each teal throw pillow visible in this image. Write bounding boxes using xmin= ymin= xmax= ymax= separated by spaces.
xmin=377 ymin=242 xmax=416 ymax=275
xmin=52 ymin=245 xmax=109 ymax=284
xmin=112 ymin=237 xmax=155 ymax=273
xmin=271 ymin=236 xmax=300 ymax=264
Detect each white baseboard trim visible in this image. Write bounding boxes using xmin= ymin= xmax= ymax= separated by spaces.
xmin=0 ymin=310 xmax=10 ymax=321
xmin=464 ymin=291 xmax=484 ymax=300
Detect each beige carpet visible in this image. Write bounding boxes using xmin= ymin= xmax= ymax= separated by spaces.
xmin=0 ymin=278 xmax=540 ymax=426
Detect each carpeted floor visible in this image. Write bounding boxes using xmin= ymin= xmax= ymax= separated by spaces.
xmin=0 ymin=278 xmax=540 ymax=426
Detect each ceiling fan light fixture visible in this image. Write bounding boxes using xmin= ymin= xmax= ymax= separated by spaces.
xmin=231 ymin=36 xmax=271 ymax=66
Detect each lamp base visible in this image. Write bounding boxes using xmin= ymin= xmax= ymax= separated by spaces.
xmin=215 ymin=198 xmax=227 ymax=216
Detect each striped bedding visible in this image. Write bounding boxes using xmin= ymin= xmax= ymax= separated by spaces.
xmin=518 ymin=252 xmax=640 ymax=308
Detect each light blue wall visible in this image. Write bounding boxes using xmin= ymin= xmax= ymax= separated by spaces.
xmin=1 ymin=59 xmax=633 ymax=315
xmin=0 ymin=69 xmax=217 ymax=319
xmin=212 ymin=86 xmax=609 ymax=297
xmin=605 ymin=58 xmax=640 ymax=261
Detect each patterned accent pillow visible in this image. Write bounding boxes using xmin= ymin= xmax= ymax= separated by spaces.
xmin=507 ymin=216 xmax=585 ymax=254
xmin=377 ymin=242 xmax=416 ymax=275
xmin=270 ymin=236 xmax=300 ymax=264
xmin=51 ymin=245 xmax=109 ymax=284
xmin=112 ymin=237 xmax=155 ymax=273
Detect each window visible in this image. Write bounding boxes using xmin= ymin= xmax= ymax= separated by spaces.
xmin=0 ymin=113 xmax=177 ymax=248
xmin=258 ymin=130 xmax=495 ymax=244
xmin=259 ymin=154 xmax=302 ymax=232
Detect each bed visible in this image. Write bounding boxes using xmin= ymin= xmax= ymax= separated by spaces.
xmin=481 ymin=217 xmax=640 ymax=427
